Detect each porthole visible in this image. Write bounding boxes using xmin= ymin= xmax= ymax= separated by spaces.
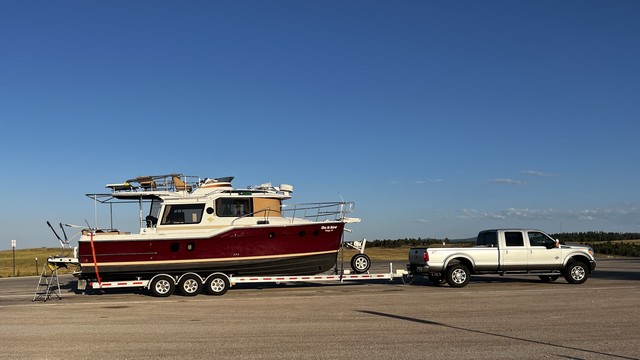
xmin=299 ymin=230 xmax=306 ymax=237
xmin=268 ymin=232 xmax=276 ymax=239
xmin=313 ymin=229 xmax=320 ymax=236
xmin=206 ymin=207 xmax=214 ymax=215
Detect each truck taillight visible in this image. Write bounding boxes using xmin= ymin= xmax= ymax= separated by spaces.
xmin=423 ymin=251 xmax=429 ymax=262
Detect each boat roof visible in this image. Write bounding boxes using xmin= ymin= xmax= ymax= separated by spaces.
xmin=92 ymin=173 xmax=293 ymax=203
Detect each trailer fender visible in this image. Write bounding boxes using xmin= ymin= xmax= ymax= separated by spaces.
xmin=146 ymin=273 xmax=176 ymax=290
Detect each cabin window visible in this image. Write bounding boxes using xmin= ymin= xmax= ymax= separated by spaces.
xmin=505 ymin=232 xmax=524 ymax=247
xmin=161 ymin=204 xmax=205 ymax=225
xmin=216 ymin=198 xmax=253 ymax=217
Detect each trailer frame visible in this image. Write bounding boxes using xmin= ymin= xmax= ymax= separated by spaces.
xmin=81 ymin=263 xmax=405 ymax=297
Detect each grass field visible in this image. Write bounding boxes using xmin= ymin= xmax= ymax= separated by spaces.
xmin=0 ymin=247 xmax=410 ymax=278
xmin=0 ymin=247 xmax=76 ymax=278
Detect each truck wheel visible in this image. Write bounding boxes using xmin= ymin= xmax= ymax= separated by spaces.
xmin=350 ymin=253 xmax=371 ymax=274
xmin=149 ymin=275 xmax=175 ymax=297
xmin=178 ymin=274 xmax=203 ymax=296
xmin=446 ymin=264 xmax=470 ymax=288
xmin=205 ymin=274 xmax=230 ymax=296
xmin=538 ymin=275 xmax=560 ymax=283
xmin=564 ymin=262 xmax=589 ymax=284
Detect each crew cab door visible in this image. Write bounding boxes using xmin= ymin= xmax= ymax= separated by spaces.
xmin=526 ymin=231 xmax=563 ymax=270
xmin=500 ymin=231 xmax=529 ymax=271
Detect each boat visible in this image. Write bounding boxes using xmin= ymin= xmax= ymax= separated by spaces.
xmin=72 ymin=173 xmax=359 ymax=283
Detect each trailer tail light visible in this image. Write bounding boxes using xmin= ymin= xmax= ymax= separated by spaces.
xmin=423 ymin=251 xmax=429 ymax=263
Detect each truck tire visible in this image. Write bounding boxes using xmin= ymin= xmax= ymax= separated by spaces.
xmin=350 ymin=253 xmax=371 ymax=274
xmin=205 ymin=274 xmax=230 ymax=296
xmin=446 ymin=264 xmax=470 ymax=288
xmin=149 ymin=275 xmax=176 ymax=297
xmin=564 ymin=261 xmax=589 ymax=284
xmin=178 ymin=274 xmax=203 ymax=296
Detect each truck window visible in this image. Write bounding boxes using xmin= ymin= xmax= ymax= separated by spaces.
xmin=477 ymin=231 xmax=498 ymax=246
xmin=505 ymin=232 xmax=524 ymax=247
xmin=528 ymin=231 xmax=556 ymax=248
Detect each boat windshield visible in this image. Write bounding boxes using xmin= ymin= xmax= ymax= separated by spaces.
xmin=161 ymin=204 xmax=206 ymax=225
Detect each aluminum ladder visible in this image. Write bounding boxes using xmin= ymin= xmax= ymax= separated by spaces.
xmin=32 ymin=261 xmax=62 ymax=302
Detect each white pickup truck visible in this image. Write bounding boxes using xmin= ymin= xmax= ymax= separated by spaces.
xmin=406 ymin=229 xmax=596 ymax=287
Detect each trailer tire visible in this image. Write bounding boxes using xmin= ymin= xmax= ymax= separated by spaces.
xmin=428 ymin=274 xmax=446 ymax=286
xmin=149 ymin=275 xmax=175 ymax=297
xmin=401 ymin=273 xmax=415 ymax=285
xmin=178 ymin=274 xmax=203 ymax=296
xmin=446 ymin=264 xmax=470 ymax=288
xmin=564 ymin=261 xmax=589 ymax=284
xmin=205 ymin=274 xmax=230 ymax=296
xmin=350 ymin=253 xmax=371 ymax=274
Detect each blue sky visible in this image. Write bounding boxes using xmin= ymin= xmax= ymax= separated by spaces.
xmin=1 ymin=1 xmax=639 ymax=249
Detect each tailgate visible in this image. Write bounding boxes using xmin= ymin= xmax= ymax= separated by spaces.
xmin=408 ymin=247 xmax=429 ymax=265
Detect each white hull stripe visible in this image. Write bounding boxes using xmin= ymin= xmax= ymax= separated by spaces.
xmin=81 ymin=250 xmax=338 ymax=267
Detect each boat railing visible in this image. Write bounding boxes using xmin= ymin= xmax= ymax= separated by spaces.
xmin=282 ymin=202 xmax=355 ymax=223
xmin=231 ymin=202 xmax=355 ymax=225
xmin=106 ymin=174 xmax=201 ymax=193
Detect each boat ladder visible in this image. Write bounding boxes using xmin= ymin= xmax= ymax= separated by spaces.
xmin=32 ymin=261 xmax=63 ymax=302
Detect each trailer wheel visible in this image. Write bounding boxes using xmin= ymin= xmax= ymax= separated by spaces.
xmin=401 ymin=273 xmax=415 ymax=285
xmin=350 ymin=253 xmax=371 ymax=274
xmin=205 ymin=274 xmax=230 ymax=296
xmin=564 ymin=261 xmax=589 ymax=284
xmin=178 ymin=274 xmax=203 ymax=296
xmin=428 ymin=274 xmax=446 ymax=286
xmin=446 ymin=264 xmax=470 ymax=288
xmin=149 ymin=275 xmax=175 ymax=297
xmin=538 ymin=275 xmax=560 ymax=283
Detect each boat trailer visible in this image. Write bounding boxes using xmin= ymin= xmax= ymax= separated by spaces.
xmin=82 ymin=263 xmax=406 ymax=297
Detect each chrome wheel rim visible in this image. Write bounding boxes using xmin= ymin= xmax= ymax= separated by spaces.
xmin=155 ymin=280 xmax=171 ymax=295
xmin=451 ymin=269 xmax=467 ymax=284
xmin=571 ymin=266 xmax=586 ymax=281
xmin=183 ymin=279 xmax=199 ymax=293
xmin=210 ymin=278 xmax=225 ymax=293
xmin=355 ymin=257 xmax=368 ymax=271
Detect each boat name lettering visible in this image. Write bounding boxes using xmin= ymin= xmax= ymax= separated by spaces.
xmin=321 ymin=225 xmax=338 ymax=232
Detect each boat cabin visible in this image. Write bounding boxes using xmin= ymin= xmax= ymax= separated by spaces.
xmin=92 ymin=174 xmax=295 ymax=234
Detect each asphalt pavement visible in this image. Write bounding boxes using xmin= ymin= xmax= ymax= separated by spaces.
xmin=1 ymin=258 xmax=639 ymax=360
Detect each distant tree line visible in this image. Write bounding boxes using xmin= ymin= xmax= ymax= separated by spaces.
xmin=367 ymin=238 xmax=473 ymax=248
xmin=551 ymin=232 xmax=640 ymax=257
xmin=587 ymin=241 xmax=640 ymax=257
xmin=551 ymin=231 xmax=640 ymax=243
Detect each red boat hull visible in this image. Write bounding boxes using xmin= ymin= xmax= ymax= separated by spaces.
xmin=77 ymin=222 xmax=345 ymax=281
